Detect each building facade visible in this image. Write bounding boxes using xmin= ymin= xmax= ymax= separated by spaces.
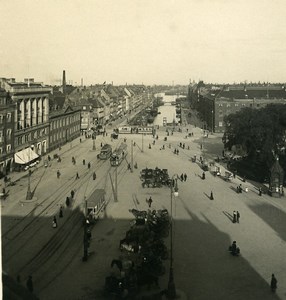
xmin=189 ymin=83 xmax=286 ymax=133
xmin=0 ymin=90 xmax=16 ymax=177
xmin=0 ymin=78 xmax=52 ymax=170
xmin=49 ymin=106 xmax=81 ymax=151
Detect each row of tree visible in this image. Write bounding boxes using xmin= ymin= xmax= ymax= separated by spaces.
xmin=222 ymin=104 xmax=286 ymax=182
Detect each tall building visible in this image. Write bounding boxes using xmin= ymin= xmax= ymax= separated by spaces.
xmin=0 ymin=78 xmax=52 ymax=171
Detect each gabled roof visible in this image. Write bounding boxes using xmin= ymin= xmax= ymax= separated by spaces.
xmin=88 ymin=97 xmax=105 ymax=108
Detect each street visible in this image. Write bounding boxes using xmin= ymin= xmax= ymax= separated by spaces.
xmin=1 ymin=123 xmax=286 ymax=300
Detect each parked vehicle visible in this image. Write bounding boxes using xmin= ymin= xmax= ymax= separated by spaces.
xmin=97 ymin=144 xmax=112 ymax=160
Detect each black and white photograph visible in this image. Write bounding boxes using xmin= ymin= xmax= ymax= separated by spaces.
xmin=1 ymin=1 xmax=286 ymax=299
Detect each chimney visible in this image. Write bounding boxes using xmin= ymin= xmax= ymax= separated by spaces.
xmin=62 ymin=70 xmax=66 ymax=95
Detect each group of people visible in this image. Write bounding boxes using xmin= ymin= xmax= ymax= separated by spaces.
xmin=179 ymin=173 xmax=188 ymax=182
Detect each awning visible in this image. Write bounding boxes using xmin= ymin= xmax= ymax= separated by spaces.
xmin=14 ymin=148 xmax=39 ymax=164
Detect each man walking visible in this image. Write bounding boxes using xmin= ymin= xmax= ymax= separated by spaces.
xmin=236 ymin=211 xmax=240 ymax=223
xmin=26 ymin=275 xmax=33 ymax=293
xmin=233 ymin=211 xmax=237 ymax=223
xmin=184 ymin=173 xmax=187 ymax=181
xmin=147 ymin=196 xmax=153 ymax=208
xmin=76 ymin=172 xmax=80 ymax=179
xmin=271 ymin=274 xmax=277 ymax=292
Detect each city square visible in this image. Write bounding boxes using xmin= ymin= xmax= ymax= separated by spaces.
xmin=1 ymin=1 xmax=286 ymax=299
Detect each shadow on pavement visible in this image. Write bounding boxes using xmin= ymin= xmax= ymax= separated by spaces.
xmin=248 ymin=203 xmax=286 ymax=243
xmin=1 ymin=205 xmax=281 ymax=300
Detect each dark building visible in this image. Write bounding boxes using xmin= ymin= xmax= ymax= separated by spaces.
xmin=0 ymin=90 xmax=16 ymax=177
xmin=189 ymin=82 xmax=286 ymax=133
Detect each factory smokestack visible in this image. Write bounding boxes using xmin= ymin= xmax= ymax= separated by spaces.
xmin=62 ymin=70 xmax=66 ymax=95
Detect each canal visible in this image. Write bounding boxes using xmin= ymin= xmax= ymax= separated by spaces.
xmin=153 ymin=93 xmax=180 ymax=126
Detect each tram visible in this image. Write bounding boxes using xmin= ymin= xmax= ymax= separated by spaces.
xmin=110 ymin=143 xmax=128 ymax=166
xmin=118 ymin=126 xmax=132 ymax=134
xmin=97 ymin=144 xmax=112 ymax=160
xmin=137 ymin=127 xmax=153 ymax=135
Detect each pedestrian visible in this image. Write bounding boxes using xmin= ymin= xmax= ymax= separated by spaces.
xmin=271 ymin=274 xmax=277 ymax=292
xmin=71 ymin=190 xmax=75 ymax=198
xmin=236 ymin=211 xmax=240 ymax=223
xmin=76 ymin=172 xmax=80 ymax=179
xmin=180 ymin=142 xmax=182 ymax=148
xmin=183 ymin=143 xmax=185 ymax=149
xmin=184 ymin=173 xmax=187 ymax=181
xmin=88 ymin=162 xmax=91 ymax=169
xmin=202 ymin=172 xmax=205 ymax=180
xmin=177 ymin=149 xmax=179 ymax=155
xmin=180 ymin=173 xmax=184 ymax=181
xmin=233 ymin=211 xmax=237 ymax=223
xmin=147 ymin=196 xmax=153 ymax=208
xmin=83 ymin=159 xmax=85 ymax=165
xmin=258 ymin=187 xmax=262 ymax=196
xmin=59 ymin=206 xmax=63 ymax=218
xmin=66 ymin=196 xmax=70 ymax=207
xmin=149 ymin=144 xmax=151 ymax=149
xmin=210 ymin=191 xmax=214 ymax=200
xmin=57 ymin=170 xmax=60 ymax=179
xmin=93 ymin=172 xmax=96 ymax=180
xmin=80 ymin=138 xmax=82 ymax=143
xmin=26 ymin=275 xmax=33 ymax=293
xmin=52 ymin=216 xmax=57 ymax=228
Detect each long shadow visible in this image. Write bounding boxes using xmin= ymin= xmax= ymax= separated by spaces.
xmin=32 ymin=168 xmax=47 ymax=195
xmin=1 ymin=204 xmax=282 ymax=300
xmin=248 ymin=202 xmax=286 ymax=243
xmin=174 ymin=198 xmax=281 ymax=300
xmin=223 ymin=210 xmax=234 ymax=223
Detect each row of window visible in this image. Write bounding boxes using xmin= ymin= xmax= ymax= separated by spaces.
xmin=16 ymin=129 xmax=47 ymax=146
xmin=217 ymin=103 xmax=260 ymax=108
xmin=50 ymin=125 xmax=80 ymax=142
xmin=50 ymin=115 xmax=80 ymax=129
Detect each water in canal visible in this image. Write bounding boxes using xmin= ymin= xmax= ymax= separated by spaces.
xmin=153 ymin=93 xmax=179 ymax=126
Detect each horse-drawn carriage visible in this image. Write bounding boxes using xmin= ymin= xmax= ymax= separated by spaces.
xmin=105 ymin=208 xmax=170 ymax=297
xmin=140 ymin=168 xmax=171 ymax=188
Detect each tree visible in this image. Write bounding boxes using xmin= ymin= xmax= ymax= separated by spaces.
xmin=223 ymin=104 xmax=286 ymax=181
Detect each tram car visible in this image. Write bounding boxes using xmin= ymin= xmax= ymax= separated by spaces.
xmin=86 ymin=189 xmax=106 ymax=223
xmin=110 ymin=143 xmax=128 ymax=166
xmin=118 ymin=126 xmax=132 ymax=134
xmin=97 ymin=144 xmax=112 ymax=160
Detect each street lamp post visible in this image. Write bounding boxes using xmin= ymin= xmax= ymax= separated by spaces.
xmin=26 ymin=169 xmax=32 ymax=200
xmin=211 ymin=110 xmax=214 ymax=134
xmin=168 ymin=175 xmax=179 ymax=299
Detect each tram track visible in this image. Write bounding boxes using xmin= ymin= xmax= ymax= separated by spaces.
xmin=2 ymin=138 xmax=133 ymax=291
xmin=2 ymin=158 xmax=108 ymax=256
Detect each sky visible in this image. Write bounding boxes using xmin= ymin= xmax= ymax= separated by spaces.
xmin=1 ymin=0 xmax=286 ymax=86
